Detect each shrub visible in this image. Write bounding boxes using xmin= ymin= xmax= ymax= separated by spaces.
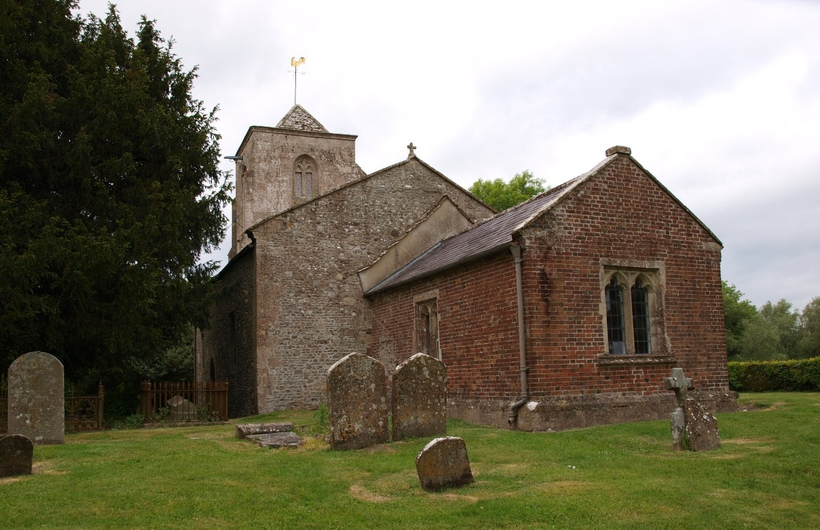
xmin=728 ymin=357 xmax=820 ymax=391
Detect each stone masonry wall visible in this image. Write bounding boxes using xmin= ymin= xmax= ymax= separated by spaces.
xmin=200 ymin=249 xmax=257 ymax=417
xmin=369 ymin=154 xmax=735 ymax=430
xmin=251 ymin=159 xmax=493 ymax=413
xmin=232 ymin=127 xmax=365 ymax=256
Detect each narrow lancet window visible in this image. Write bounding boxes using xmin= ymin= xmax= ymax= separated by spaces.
xmin=631 ymin=279 xmax=651 ymax=354
xmin=606 ymin=276 xmax=626 ymax=354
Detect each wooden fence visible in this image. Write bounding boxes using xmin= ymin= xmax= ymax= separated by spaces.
xmin=0 ymin=384 xmax=104 ymax=433
xmin=139 ymin=380 xmax=228 ymax=422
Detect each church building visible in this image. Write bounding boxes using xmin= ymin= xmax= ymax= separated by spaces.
xmin=197 ymin=106 xmax=737 ymax=429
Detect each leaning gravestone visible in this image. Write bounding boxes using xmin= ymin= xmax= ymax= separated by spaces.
xmin=327 ymin=353 xmax=388 ymax=450
xmin=665 ymin=367 xmax=720 ymax=451
xmin=392 ymin=353 xmax=447 ymax=441
xmin=8 ymin=351 xmax=64 ymax=445
xmin=0 ymin=434 xmax=34 ymax=477
xmin=415 ymin=436 xmax=474 ymax=492
xmin=167 ymin=395 xmax=196 ymax=421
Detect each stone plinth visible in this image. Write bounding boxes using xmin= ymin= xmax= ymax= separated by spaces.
xmin=8 ymin=351 xmax=65 ymax=444
xmin=415 ymin=436 xmax=474 ymax=492
xmin=327 ymin=353 xmax=388 ymax=450
xmin=392 ymin=353 xmax=447 ymax=441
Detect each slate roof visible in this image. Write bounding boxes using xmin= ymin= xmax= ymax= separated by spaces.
xmin=364 ymin=149 xmax=722 ymax=295
xmin=364 ymin=157 xmax=604 ymax=295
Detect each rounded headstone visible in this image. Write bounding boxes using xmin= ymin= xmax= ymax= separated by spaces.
xmin=8 ymin=351 xmax=65 ymax=444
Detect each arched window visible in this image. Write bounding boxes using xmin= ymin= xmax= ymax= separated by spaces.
xmin=603 ymin=270 xmax=660 ymax=355
xmin=416 ymin=299 xmax=439 ymax=359
xmin=294 ymin=155 xmax=316 ymax=198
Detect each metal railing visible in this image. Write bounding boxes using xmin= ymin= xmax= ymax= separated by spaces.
xmin=139 ymin=380 xmax=228 ymax=422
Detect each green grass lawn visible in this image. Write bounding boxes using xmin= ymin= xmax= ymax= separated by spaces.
xmin=2 ymin=393 xmax=819 ymax=529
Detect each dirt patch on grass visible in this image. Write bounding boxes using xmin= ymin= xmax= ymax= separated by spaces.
xmin=350 ymin=484 xmax=392 ymax=502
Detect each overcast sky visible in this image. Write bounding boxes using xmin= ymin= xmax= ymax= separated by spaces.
xmin=76 ymin=0 xmax=820 ymax=310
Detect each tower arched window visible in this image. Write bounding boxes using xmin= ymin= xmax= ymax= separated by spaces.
xmin=294 ymin=155 xmax=316 ymax=198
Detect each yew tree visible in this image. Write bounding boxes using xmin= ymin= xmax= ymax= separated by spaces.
xmin=0 ymin=1 xmax=231 ymax=383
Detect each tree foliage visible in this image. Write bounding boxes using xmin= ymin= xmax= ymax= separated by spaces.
xmin=0 ymin=1 xmax=230 ymax=386
xmin=723 ymin=282 xmax=820 ymax=361
xmin=469 ymin=170 xmax=547 ymax=211
xmin=722 ymin=281 xmax=757 ymax=359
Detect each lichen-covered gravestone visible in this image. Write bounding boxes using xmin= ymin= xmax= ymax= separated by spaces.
xmin=665 ymin=367 xmax=720 ymax=451
xmin=415 ymin=436 xmax=474 ymax=491
xmin=0 ymin=434 xmax=34 ymax=477
xmin=392 ymin=353 xmax=447 ymax=441
xmin=8 ymin=351 xmax=65 ymax=445
xmin=327 ymin=353 xmax=389 ymax=450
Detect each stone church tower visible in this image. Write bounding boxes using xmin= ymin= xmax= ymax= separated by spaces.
xmin=228 ymin=105 xmax=366 ymax=257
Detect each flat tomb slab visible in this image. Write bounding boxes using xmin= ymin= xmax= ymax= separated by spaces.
xmin=235 ymin=422 xmax=294 ymax=439
xmin=247 ymin=432 xmax=304 ymax=448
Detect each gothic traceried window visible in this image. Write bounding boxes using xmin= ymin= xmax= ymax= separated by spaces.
xmin=603 ymin=270 xmax=661 ymax=355
xmin=294 ymin=155 xmax=316 ymax=198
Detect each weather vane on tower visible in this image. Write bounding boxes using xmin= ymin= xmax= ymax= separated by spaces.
xmin=290 ymin=57 xmax=306 ymax=106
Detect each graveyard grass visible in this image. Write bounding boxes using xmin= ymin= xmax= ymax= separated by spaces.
xmin=2 ymin=393 xmax=819 ymax=529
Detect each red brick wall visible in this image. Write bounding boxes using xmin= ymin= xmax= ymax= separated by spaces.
xmin=370 ymin=154 xmax=730 ymax=417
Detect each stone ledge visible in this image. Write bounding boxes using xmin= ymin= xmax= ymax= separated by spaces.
xmin=597 ymin=354 xmax=677 ymax=366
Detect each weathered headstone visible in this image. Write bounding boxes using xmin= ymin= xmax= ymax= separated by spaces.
xmin=392 ymin=353 xmax=447 ymax=441
xmin=0 ymin=434 xmax=34 ymax=477
xmin=327 ymin=353 xmax=388 ymax=450
xmin=684 ymin=397 xmax=721 ymax=451
xmin=415 ymin=436 xmax=474 ymax=491
xmin=167 ymin=395 xmax=196 ymax=421
xmin=8 ymin=351 xmax=65 ymax=445
xmin=665 ymin=367 xmax=720 ymax=451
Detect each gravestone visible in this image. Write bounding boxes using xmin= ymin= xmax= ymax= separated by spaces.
xmin=0 ymin=434 xmax=34 ymax=477
xmin=327 ymin=353 xmax=388 ymax=450
xmin=415 ymin=436 xmax=474 ymax=491
xmin=665 ymin=367 xmax=720 ymax=451
xmin=684 ymin=397 xmax=721 ymax=451
xmin=167 ymin=395 xmax=196 ymax=421
xmin=8 ymin=351 xmax=65 ymax=445
xmin=247 ymin=432 xmax=305 ymax=449
xmin=235 ymin=422 xmax=294 ymax=439
xmin=392 ymin=353 xmax=447 ymax=441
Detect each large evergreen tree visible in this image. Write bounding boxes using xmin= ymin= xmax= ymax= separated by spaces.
xmin=0 ymin=1 xmax=230 ymax=384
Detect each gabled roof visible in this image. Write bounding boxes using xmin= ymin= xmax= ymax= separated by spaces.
xmin=245 ymin=155 xmax=489 ymax=234
xmin=365 ymin=148 xmax=721 ymax=295
xmin=276 ymin=104 xmax=328 ymax=133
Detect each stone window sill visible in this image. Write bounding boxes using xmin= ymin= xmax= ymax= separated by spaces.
xmin=598 ymin=353 xmax=676 ymax=366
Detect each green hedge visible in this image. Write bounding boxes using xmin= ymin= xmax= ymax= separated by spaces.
xmin=728 ymin=357 xmax=820 ymax=392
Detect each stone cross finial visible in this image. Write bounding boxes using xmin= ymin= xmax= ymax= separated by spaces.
xmin=665 ymin=367 xmax=694 ymax=408
xmin=407 ymin=142 xmax=416 ymax=159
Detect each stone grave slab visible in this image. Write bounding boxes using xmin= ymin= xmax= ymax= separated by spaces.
xmin=327 ymin=353 xmax=388 ymax=450
xmin=235 ymin=422 xmax=294 ymax=439
xmin=415 ymin=436 xmax=474 ymax=491
xmin=684 ymin=397 xmax=721 ymax=451
xmin=8 ymin=351 xmax=65 ymax=444
xmin=392 ymin=353 xmax=447 ymax=441
xmin=0 ymin=434 xmax=34 ymax=478
xmin=247 ymin=432 xmax=305 ymax=449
